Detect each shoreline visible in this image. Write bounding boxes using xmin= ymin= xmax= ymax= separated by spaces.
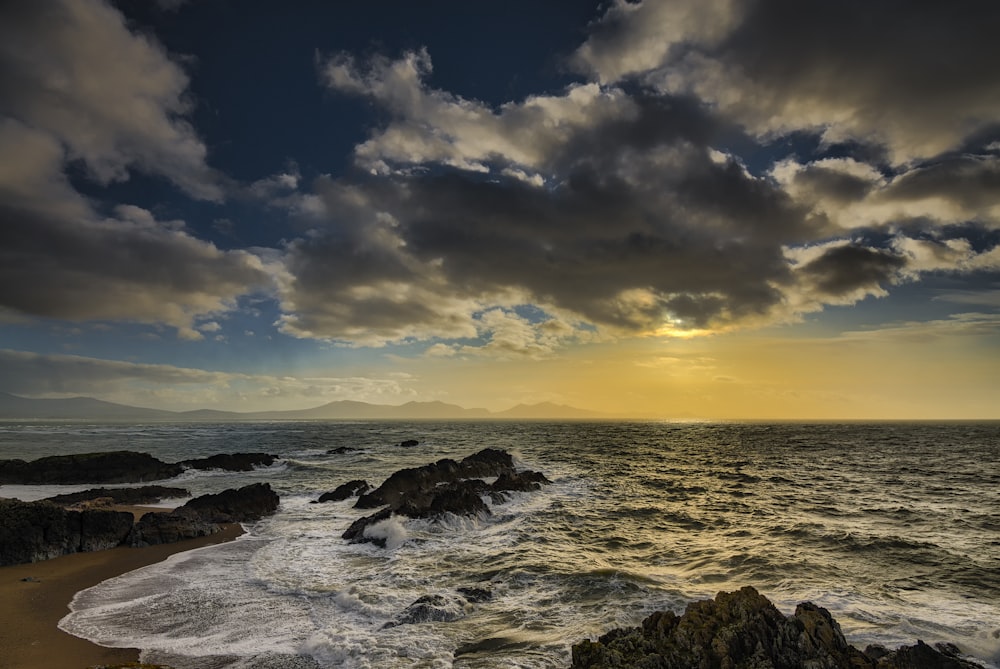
xmin=0 ymin=522 xmax=244 ymax=669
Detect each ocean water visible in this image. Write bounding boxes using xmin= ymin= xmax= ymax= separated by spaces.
xmin=1 ymin=421 xmax=998 ymax=668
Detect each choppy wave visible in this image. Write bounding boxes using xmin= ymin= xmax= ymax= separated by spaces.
xmin=3 ymin=420 xmax=995 ymax=668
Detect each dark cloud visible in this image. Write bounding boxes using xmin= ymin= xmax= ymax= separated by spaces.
xmin=882 ymin=155 xmax=1000 ymax=214
xmin=800 ymin=245 xmax=907 ymax=297
xmin=577 ymin=0 xmax=1000 ymax=164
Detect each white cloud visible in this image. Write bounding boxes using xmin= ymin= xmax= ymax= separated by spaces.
xmin=0 ymin=0 xmax=223 ymax=200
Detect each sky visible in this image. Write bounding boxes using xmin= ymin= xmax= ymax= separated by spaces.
xmin=1 ymin=0 xmax=999 ymax=419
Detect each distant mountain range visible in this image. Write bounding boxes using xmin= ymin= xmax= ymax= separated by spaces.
xmin=0 ymin=392 xmax=602 ymax=421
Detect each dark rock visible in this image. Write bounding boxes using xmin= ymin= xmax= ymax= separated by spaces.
xmin=383 ymin=593 xmax=469 ymax=628
xmin=491 ymin=470 xmax=551 ymax=493
xmin=0 ymin=498 xmax=133 ymax=565
xmin=873 ymin=640 xmax=983 ymax=668
xmin=457 ymin=587 xmax=492 ymax=603
xmin=343 ymin=480 xmax=491 ymax=546
xmin=398 ymin=439 xmax=420 ymax=448
xmin=570 ymin=586 xmax=985 ymax=669
xmin=181 ymin=452 xmax=277 ymax=471
xmin=355 ymin=448 xmax=516 ymax=509
xmin=0 ymin=451 xmax=183 ymax=484
xmin=128 ymin=483 xmax=280 ymax=547
xmin=317 ymin=480 xmax=370 ymax=503
xmin=327 ymin=446 xmax=359 ymax=454
xmin=179 ymin=482 xmax=280 ymax=523
xmin=396 ymin=480 xmax=492 ymax=519
xmin=44 ymin=485 xmax=190 ymax=506
xmin=128 ymin=511 xmax=219 ymax=546
xmin=342 ymin=507 xmax=392 ymax=545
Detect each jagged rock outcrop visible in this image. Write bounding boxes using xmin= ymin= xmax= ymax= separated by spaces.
xmin=44 ymin=485 xmax=190 ymax=506
xmin=355 ymin=448 xmax=516 ymax=509
xmin=315 ymin=479 xmax=370 ymax=503
xmin=570 ymin=586 xmax=985 ymax=669
xmin=0 ymin=451 xmax=184 ymax=484
xmin=181 ymin=452 xmax=277 ymax=471
xmin=0 ymin=498 xmax=134 ymax=566
xmin=128 ymin=483 xmax=280 ymax=546
xmin=342 ymin=449 xmax=549 ymax=546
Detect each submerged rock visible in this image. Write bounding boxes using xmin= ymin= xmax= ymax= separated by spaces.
xmin=398 ymin=439 xmax=420 ymax=448
xmin=316 ymin=479 xmax=370 ymax=503
xmin=327 ymin=446 xmax=359 ymax=454
xmin=570 ymin=586 xmax=985 ymax=669
xmin=383 ymin=593 xmax=470 ymax=628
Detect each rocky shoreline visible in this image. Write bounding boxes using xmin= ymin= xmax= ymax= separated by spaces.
xmin=0 ymin=449 xmax=282 ymax=566
xmin=570 ymin=585 xmax=985 ymax=669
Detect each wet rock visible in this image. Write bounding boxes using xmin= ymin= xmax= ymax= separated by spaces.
xmin=342 ymin=507 xmax=392 ymax=545
xmin=491 ymin=470 xmax=551 ymax=493
xmin=570 ymin=586 xmax=985 ymax=669
xmin=0 ymin=498 xmax=134 ymax=565
xmin=181 ymin=452 xmax=277 ymax=471
xmin=44 ymin=485 xmax=190 ymax=506
xmin=316 ymin=480 xmax=371 ymax=503
xmin=398 ymin=439 xmax=420 ymax=448
xmin=129 ymin=483 xmax=279 ymax=546
xmin=457 ymin=586 xmax=492 ymax=603
xmin=355 ymin=448 xmax=515 ymax=509
xmin=383 ymin=593 xmax=470 ymax=628
xmin=179 ymin=482 xmax=280 ymax=523
xmin=327 ymin=446 xmax=359 ymax=454
xmin=128 ymin=510 xmax=219 ymax=546
xmin=0 ymin=451 xmax=183 ymax=484
xmin=396 ymin=480 xmax=492 ymax=519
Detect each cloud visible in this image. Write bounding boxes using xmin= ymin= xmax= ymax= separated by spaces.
xmin=575 ymin=0 xmax=1000 ymax=164
xmin=0 ymin=0 xmax=223 ymax=200
xmin=0 ymin=2 xmax=276 ymax=337
xmin=0 ymin=119 xmax=270 ymax=338
xmin=284 ymin=50 xmax=843 ymax=345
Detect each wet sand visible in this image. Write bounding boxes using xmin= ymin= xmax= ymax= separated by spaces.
xmin=0 ymin=521 xmax=244 ymax=669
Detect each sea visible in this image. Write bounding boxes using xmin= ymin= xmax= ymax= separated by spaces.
xmin=1 ymin=421 xmax=998 ymax=668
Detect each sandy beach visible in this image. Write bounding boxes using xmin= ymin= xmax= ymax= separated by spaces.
xmin=0 ymin=519 xmax=244 ymax=669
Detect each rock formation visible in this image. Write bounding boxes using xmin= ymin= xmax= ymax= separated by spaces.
xmin=0 ymin=498 xmax=134 ymax=566
xmin=342 ymin=448 xmax=550 ymax=546
xmin=181 ymin=452 xmax=277 ymax=471
xmin=0 ymin=451 xmax=183 ymax=484
xmin=0 ymin=450 xmax=279 ymax=484
xmin=44 ymin=485 xmax=190 ymax=506
xmin=131 ymin=482 xmax=281 ymax=545
xmin=315 ymin=479 xmax=370 ymax=503
xmin=354 ymin=448 xmax=517 ymax=509
xmin=570 ymin=586 xmax=984 ymax=669
xmin=1 ymin=483 xmax=281 ymax=560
